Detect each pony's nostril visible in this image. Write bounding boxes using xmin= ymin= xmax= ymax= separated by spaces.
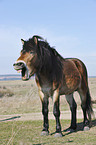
xmin=13 ymin=63 xmax=16 ymax=66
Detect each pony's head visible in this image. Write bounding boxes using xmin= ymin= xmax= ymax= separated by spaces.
xmin=13 ymin=35 xmax=43 ymax=81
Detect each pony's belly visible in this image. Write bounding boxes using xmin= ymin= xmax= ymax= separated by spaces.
xmin=60 ymin=76 xmax=81 ymax=95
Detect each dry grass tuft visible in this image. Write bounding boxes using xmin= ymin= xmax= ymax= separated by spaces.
xmin=0 ymin=86 xmax=14 ymax=98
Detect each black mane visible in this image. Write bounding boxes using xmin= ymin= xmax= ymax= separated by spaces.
xmin=34 ymin=36 xmax=64 ymax=85
xmin=25 ymin=35 xmax=64 ymax=86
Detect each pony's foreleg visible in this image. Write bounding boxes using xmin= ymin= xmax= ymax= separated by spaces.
xmin=41 ymin=97 xmax=49 ymax=134
xmin=65 ymin=94 xmax=77 ymax=132
xmin=39 ymin=89 xmax=49 ymax=136
xmin=53 ymin=89 xmax=62 ymax=137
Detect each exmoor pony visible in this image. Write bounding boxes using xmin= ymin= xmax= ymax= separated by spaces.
xmin=13 ymin=35 xmax=93 ymax=137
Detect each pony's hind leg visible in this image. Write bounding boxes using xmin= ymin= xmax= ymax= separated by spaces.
xmin=78 ymin=88 xmax=93 ymax=131
xmin=65 ymin=93 xmax=77 ymax=132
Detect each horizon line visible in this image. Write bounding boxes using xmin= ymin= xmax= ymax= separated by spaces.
xmin=0 ymin=74 xmax=96 ymax=77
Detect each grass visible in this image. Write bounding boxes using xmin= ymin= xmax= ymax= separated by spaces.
xmin=0 ymin=79 xmax=70 ymax=115
xmin=0 ymin=78 xmax=96 ymax=115
xmin=0 ymin=119 xmax=96 ymax=145
xmin=0 ymin=86 xmax=14 ymax=98
xmin=0 ymin=78 xmax=96 ymax=144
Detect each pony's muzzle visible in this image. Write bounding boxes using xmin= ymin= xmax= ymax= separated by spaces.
xmin=13 ymin=61 xmax=29 ymax=81
xmin=13 ymin=62 xmax=25 ymax=71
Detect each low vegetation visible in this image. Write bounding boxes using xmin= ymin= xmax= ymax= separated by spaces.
xmin=0 ymin=78 xmax=96 ymax=144
xmin=0 ymin=86 xmax=14 ymax=98
xmin=0 ymin=119 xmax=96 ymax=145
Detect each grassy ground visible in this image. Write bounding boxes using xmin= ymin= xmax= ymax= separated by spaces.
xmin=0 ymin=79 xmax=72 ymax=115
xmin=0 ymin=78 xmax=96 ymax=115
xmin=0 ymin=119 xmax=96 ymax=145
xmin=0 ymin=78 xmax=96 ymax=144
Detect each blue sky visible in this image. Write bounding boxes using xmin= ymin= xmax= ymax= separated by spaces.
xmin=0 ymin=0 xmax=96 ymax=76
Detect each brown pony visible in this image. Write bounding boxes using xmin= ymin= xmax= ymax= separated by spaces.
xmin=13 ymin=35 xmax=93 ymax=137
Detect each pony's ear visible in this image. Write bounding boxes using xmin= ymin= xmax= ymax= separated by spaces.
xmin=34 ymin=37 xmax=38 ymax=45
xmin=33 ymin=35 xmax=44 ymax=45
xmin=21 ymin=39 xmax=25 ymax=45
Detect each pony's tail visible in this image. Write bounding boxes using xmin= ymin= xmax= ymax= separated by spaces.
xmin=86 ymin=88 xmax=94 ymax=121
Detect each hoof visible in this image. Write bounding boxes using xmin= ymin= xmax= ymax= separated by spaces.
xmin=84 ymin=126 xmax=90 ymax=131
xmin=66 ymin=128 xmax=75 ymax=133
xmin=41 ymin=131 xmax=49 ymax=136
xmin=54 ymin=133 xmax=63 ymax=137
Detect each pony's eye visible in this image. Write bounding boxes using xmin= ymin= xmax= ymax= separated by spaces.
xmin=30 ymin=51 xmax=35 ymax=54
xmin=30 ymin=51 xmax=33 ymax=54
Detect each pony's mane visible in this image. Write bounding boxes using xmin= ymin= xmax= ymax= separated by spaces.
xmin=33 ymin=35 xmax=64 ymax=60
xmin=33 ymin=36 xmax=63 ymax=85
xmin=26 ymin=35 xmax=63 ymax=85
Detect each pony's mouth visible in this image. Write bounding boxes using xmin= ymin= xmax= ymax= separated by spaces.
xmin=13 ymin=61 xmax=29 ymax=81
